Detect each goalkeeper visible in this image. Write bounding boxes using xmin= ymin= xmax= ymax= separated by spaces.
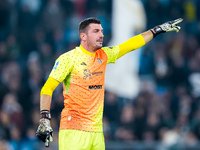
xmin=36 ymin=17 xmax=182 ymax=149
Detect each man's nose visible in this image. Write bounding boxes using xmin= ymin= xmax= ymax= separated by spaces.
xmin=100 ymin=32 xmax=104 ymax=38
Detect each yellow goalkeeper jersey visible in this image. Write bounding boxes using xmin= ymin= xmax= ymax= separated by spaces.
xmin=49 ymin=45 xmax=119 ymax=132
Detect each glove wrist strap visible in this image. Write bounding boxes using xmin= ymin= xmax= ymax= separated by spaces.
xmin=40 ymin=110 xmax=51 ymax=120
xmin=150 ymin=26 xmax=165 ymax=38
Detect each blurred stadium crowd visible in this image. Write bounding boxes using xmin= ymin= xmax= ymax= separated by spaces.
xmin=0 ymin=0 xmax=200 ymax=149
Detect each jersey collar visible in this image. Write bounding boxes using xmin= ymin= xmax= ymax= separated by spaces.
xmin=79 ymin=45 xmax=95 ymax=56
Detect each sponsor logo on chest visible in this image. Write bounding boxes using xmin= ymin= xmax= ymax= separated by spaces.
xmin=88 ymin=85 xmax=103 ymax=90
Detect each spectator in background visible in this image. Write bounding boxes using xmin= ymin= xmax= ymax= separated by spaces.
xmin=2 ymin=93 xmax=24 ymax=132
xmin=1 ymin=61 xmax=32 ymax=114
xmin=115 ymin=105 xmax=136 ymax=141
xmin=104 ymin=92 xmax=120 ymax=140
xmin=0 ymin=139 xmax=13 ymax=150
xmin=0 ymin=111 xmax=11 ymax=140
xmin=41 ymin=0 xmax=65 ymax=34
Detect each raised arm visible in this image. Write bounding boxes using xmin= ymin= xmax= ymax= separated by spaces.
xmin=141 ymin=30 xmax=154 ymax=44
xmin=117 ymin=18 xmax=183 ymax=59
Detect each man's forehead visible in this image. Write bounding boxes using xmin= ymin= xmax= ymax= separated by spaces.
xmin=88 ymin=23 xmax=103 ymax=30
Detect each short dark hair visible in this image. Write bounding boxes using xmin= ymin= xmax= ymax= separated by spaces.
xmin=78 ymin=17 xmax=101 ymax=35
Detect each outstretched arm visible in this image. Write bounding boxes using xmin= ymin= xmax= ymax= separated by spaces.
xmin=117 ymin=18 xmax=183 ymax=59
xmin=141 ymin=30 xmax=154 ymax=44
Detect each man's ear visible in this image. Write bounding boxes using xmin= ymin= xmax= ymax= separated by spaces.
xmin=80 ymin=33 xmax=87 ymax=41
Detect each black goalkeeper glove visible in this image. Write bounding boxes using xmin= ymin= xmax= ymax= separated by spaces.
xmin=150 ymin=18 xmax=183 ymax=38
xmin=36 ymin=110 xmax=53 ymax=147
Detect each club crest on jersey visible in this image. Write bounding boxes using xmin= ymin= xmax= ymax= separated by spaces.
xmin=83 ymin=69 xmax=92 ymax=80
xmin=53 ymin=61 xmax=60 ymax=70
xmin=81 ymin=62 xmax=87 ymax=66
xmin=97 ymin=58 xmax=102 ymax=64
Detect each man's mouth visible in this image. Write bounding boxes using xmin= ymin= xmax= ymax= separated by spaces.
xmin=97 ymin=40 xmax=103 ymax=43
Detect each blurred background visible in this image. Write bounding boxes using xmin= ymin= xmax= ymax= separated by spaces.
xmin=0 ymin=0 xmax=200 ymax=149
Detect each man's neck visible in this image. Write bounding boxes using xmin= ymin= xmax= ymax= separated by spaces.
xmin=80 ymin=42 xmax=97 ymax=53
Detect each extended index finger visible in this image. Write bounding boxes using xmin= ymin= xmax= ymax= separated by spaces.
xmin=173 ymin=18 xmax=183 ymax=25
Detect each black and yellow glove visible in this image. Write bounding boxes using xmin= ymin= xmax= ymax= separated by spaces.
xmin=151 ymin=18 xmax=183 ymax=38
xmin=36 ymin=110 xmax=53 ymax=147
